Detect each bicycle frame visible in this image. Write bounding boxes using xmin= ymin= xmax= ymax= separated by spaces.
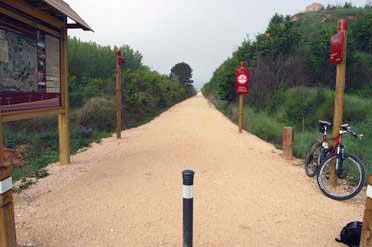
xmin=321 ymin=132 xmax=347 ymax=177
xmin=310 ymin=131 xmax=343 ymax=166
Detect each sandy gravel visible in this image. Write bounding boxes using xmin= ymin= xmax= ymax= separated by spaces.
xmin=15 ymin=93 xmax=364 ymax=247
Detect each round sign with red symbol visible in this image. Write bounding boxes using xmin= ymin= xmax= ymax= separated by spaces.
xmin=238 ymin=75 xmax=248 ymax=84
xmin=235 ymin=63 xmax=249 ymax=95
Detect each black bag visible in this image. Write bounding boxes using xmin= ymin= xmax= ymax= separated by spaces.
xmin=335 ymin=221 xmax=362 ymax=247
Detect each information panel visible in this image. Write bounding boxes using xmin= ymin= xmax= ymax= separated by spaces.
xmin=0 ymin=14 xmax=61 ymax=113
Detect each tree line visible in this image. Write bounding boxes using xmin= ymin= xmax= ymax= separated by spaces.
xmin=203 ymin=7 xmax=372 ymax=107
xmin=68 ymin=37 xmax=196 ymax=128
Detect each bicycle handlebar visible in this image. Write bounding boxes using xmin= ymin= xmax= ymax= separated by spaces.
xmin=343 ymin=126 xmax=363 ymax=139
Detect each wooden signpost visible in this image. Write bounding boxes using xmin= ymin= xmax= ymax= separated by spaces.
xmin=361 ymin=176 xmax=372 ymax=247
xmin=115 ymin=51 xmax=125 ymax=139
xmin=282 ymin=127 xmax=294 ymax=160
xmin=235 ymin=62 xmax=249 ymax=133
xmin=329 ymin=19 xmax=348 ymax=186
xmin=0 ymin=123 xmax=16 ymax=247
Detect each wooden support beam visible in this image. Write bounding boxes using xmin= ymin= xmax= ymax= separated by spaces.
xmin=1 ymin=108 xmax=61 ymax=123
xmin=116 ymin=60 xmax=122 ymax=139
xmin=282 ymin=127 xmax=294 ymax=160
xmin=361 ymin=176 xmax=372 ymax=247
xmin=66 ymin=23 xmax=82 ymax=29
xmin=239 ymin=95 xmax=244 ymax=133
xmin=330 ymin=20 xmax=348 ymax=186
xmin=58 ymin=27 xmax=70 ymax=165
xmin=0 ymin=122 xmax=17 ymax=247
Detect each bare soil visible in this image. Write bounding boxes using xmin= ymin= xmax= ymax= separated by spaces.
xmin=15 ymin=93 xmax=364 ymax=246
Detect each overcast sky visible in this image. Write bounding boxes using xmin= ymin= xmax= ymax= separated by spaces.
xmin=68 ymin=0 xmax=366 ymax=89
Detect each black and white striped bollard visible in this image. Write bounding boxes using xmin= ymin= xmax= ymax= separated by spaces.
xmin=182 ymin=170 xmax=194 ymax=247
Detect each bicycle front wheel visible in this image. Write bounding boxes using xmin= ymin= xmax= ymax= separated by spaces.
xmin=304 ymin=140 xmax=321 ymax=177
xmin=317 ymin=153 xmax=365 ymax=201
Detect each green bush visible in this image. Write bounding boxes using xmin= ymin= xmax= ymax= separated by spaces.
xmin=280 ymin=87 xmax=324 ymax=128
xmin=77 ymin=97 xmax=116 ymax=132
xmin=344 ymin=94 xmax=372 ymax=122
xmin=293 ymin=131 xmax=319 ymax=159
xmin=246 ymin=110 xmax=283 ymax=145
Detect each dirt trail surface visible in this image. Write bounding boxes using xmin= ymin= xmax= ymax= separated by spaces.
xmin=15 ymin=93 xmax=364 ymax=247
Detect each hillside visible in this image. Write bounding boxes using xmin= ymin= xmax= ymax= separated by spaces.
xmin=293 ymin=7 xmax=372 ymax=37
xmin=203 ymin=5 xmax=372 ymax=174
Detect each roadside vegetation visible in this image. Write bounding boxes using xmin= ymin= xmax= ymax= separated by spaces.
xmin=5 ymin=38 xmax=196 ymax=182
xmin=203 ymin=4 xmax=372 ymax=174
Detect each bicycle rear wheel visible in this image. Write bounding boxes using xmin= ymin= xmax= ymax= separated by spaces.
xmin=304 ymin=140 xmax=321 ymax=177
xmin=317 ymin=153 xmax=365 ymax=201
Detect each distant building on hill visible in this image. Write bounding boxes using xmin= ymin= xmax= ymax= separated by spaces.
xmin=291 ymin=15 xmax=301 ymax=22
xmin=306 ymin=3 xmax=324 ymax=12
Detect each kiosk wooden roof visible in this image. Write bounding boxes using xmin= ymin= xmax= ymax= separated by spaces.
xmin=1 ymin=0 xmax=93 ymax=31
xmin=30 ymin=0 xmax=92 ymax=31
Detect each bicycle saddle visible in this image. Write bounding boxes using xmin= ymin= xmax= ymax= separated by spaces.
xmin=319 ymin=120 xmax=332 ymax=127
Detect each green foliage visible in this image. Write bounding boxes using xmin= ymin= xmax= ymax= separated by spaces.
xmin=204 ymin=13 xmax=302 ymax=103
xmin=279 ymin=87 xmax=325 ymax=128
xmin=344 ymin=2 xmax=353 ymax=8
xmin=293 ymin=131 xmax=319 ymax=158
xmin=170 ymin=62 xmax=193 ymax=84
xmin=69 ymin=37 xmax=115 ymax=81
xmin=262 ymin=14 xmax=302 ymax=57
xmin=77 ymin=97 xmax=116 ymax=132
xmin=247 ymin=111 xmax=283 ymax=145
xmin=203 ymin=7 xmax=372 ymax=105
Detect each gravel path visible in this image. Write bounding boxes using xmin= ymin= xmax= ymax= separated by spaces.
xmin=15 ymin=93 xmax=364 ymax=246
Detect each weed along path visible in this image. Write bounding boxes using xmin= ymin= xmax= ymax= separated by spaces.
xmin=15 ymin=93 xmax=363 ymax=247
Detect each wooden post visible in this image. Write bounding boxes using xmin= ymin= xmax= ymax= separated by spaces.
xmin=58 ymin=26 xmax=70 ymax=165
xmin=282 ymin=127 xmax=294 ymax=160
xmin=0 ymin=123 xmax=17 ymax=247
xmin=239 ymin=95 xmax=244 ymax=133
xmin=330 ymin=20 xmax=348 ymax=185
xmin=116 ymin=58 xmax=122 ymax=139
xmin=361 ymin=176 xmax=372 ymax=247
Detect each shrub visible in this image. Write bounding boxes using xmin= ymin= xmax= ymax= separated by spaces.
xmin=344 ymin=94 xmax=372 ymax=122
xmin=247 ymin=111 xmax=283 ymax=145
xmin=280 ymin=87 xmax=323 ymax=128
xmin=77 ymin=97 xmax=116 ymax=132
xmin=293 ymin=131 xmax=319 ymax=159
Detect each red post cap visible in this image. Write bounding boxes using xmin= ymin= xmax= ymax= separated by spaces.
xmin=116 ymin=51 xmax=125 ymax=65
xmin=338 ymin=19 xmax=348 ymax=31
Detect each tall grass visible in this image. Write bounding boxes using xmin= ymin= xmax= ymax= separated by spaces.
xmin=205 ymin=87 xmax=372 ymax=176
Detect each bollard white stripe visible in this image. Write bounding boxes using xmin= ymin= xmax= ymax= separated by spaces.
xmin=0 ymin=177 xmax=12 ymax=194
xmin=367 ymin=185 xmax=372 ymax=199
xmin=183 ymin=185 xmax=193 ymax=199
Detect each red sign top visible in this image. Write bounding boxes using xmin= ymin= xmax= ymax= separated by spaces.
xmin=338 ymin=19 xmax=348 ymax=31
xmin=235 ymin=62 xmax=249 ymax=95
xmin=116 ymin=51 xmax=125 ymax=65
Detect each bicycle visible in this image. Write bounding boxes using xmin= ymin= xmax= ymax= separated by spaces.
xmin=304 ymin=120 xmax=365 ymax=201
